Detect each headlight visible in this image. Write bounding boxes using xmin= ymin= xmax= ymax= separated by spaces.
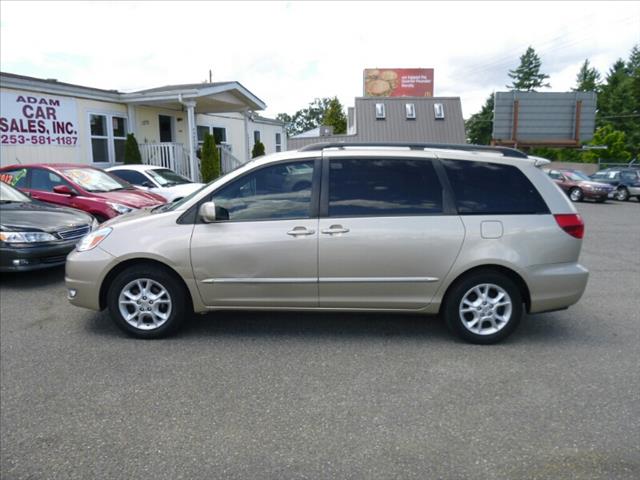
xmin=0 ymin=231 xmax=57 ymax=243
xmin=107 ymin=202 xmax=136 ymax=214
xmin=76 ymin=227 xmax=112 ymax=252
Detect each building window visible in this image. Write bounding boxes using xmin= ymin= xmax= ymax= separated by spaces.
xmin=375 ymin=103 xmax=386 ymax=119
xmin=254 ymin=130 xmax=261 ymax=143
xmin=405 ymin=103 xmax=416 ymax=120
xmin=213 ymin=127 xmax=226 ymax=144
xmin=89 ymin=114 xmax=127 ymax=163
xmin=275 ymin=132 xmax=282 ymax=152
xmin=434 ymin=103 xmax=445 ymax=119
xmin=197 ymin=126 xmax=210 ymax=145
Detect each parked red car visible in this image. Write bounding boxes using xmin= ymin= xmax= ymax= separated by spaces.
xmin=0 ymin=164 xmax=167 ymax=222
xmin=545 ymin=168 xmax=615 ymax=203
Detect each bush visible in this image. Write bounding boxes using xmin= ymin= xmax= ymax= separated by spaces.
xmin=200 ymin=133 xmax=220 ymax=182
xmin=252 ymin=140 xmax=265 ymax=158
xmin=123 ymin=133 xmax=142 ymax=164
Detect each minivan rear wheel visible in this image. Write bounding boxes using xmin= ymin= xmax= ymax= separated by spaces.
xmin=107 ymin=265 xmax=187 ymax=338
xmin=444 ymin=271 xmax=523 ymax=344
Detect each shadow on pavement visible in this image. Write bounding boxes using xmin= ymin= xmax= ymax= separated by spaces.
xmin=0 ymin=266 xmax=65 ymax=289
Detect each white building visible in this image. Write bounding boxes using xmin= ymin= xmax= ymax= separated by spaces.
xmin=0 ymin=72 xmax=286 ymax=180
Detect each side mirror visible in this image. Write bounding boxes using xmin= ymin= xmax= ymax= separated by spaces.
xmin=53 ymin=185 xmax=75 ymax=195
xmin=199 ymin=201 xmax=230 ymax=223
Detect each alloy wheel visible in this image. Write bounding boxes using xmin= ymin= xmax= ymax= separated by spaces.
xmin=118 ymin=278 xmax=172 ymax=330
xmin=458 ymin=283 xmax=513 ymax=336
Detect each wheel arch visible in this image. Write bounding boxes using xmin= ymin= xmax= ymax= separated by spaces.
xmin=99 ymin=258 xmax=194 ymax=312
xmin=439 ymin=264 xmax=531 ymax=314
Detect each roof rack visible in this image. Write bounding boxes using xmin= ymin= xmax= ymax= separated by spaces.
xmin=298 ymin=142 xmax=529 ymax=159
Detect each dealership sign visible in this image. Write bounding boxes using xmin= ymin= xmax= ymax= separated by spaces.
xmin=0 ymin=92 xmax=79 ymax=146
xmin=364 ymin=68 xmax=434 ymax=97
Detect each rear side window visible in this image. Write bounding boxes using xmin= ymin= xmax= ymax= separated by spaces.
xmin=442 ymin=160 xmax=549 ymax=215
xmin=328 ymin=158 xmax=443 ymax=216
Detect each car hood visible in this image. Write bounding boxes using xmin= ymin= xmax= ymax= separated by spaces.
xmin=91 ymin=189 xmax=167 ymax=207
xmin=0 ymin=201 xmax=93 ymax=233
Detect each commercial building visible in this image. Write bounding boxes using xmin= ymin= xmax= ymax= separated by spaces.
xmin=287 ymin=96 xmax=466 ymax=150
xmin=0 ymin=72 xmax=286 ymax=180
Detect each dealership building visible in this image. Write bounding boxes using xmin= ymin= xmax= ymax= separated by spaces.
xmin=0 ymin=72 xmax=286 ymax=180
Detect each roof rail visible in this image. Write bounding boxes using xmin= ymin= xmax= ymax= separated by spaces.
xmin=298 ymin=142 xmax=529 ymax=159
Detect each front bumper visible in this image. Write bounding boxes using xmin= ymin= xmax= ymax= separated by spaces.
xmin=65 ymin=246 xmax=115 ymax=311
xmin=0 ymin=240 xmax=77 ymax=272
xmin=583 ymin=188 xmax=613 ymax=200
xmin=526 ymin=263 xmax=589 ymax=314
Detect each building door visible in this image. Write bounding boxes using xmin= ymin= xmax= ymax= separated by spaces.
xmin=158 ymin=115 xmax=173 ymax=142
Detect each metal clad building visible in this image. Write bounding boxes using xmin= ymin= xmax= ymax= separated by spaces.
xmin=288 ymin=96 xmax=465 ymax=150
xmin=492 ymin=91 xmax=597 ymax=147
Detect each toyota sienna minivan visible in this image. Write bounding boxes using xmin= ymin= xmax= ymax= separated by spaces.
xmin=65 ymin=143 xmax=589 ymax=344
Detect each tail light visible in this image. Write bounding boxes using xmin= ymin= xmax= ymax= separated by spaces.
xmin=554 ymin=214 xmax=584 ymax=239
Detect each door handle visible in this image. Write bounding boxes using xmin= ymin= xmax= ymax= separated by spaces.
xmin=321 ymin=225 xmax=350 ymax=235
xmin=287 ymin=226 xmax=316 ymax=236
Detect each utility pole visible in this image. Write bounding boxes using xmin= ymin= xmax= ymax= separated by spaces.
xmin=209 ymin=69 xmax=212 ymax=83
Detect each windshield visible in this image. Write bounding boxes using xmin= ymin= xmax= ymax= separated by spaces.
xmin=63 ymin=168 xmax=131 ymax=193
xmin=0 ymin=181 xmax=30 ymax=202
xmin=147 ymin=168 xmax=190 ymax=186
xmin=565 ymin=171 xmax=591 ymax=181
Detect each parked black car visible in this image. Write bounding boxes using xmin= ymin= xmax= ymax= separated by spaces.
xmin=590 ymin=168 xmax=640 ymax=201
xmin=0 ymin=181 xmax=96 ymax=272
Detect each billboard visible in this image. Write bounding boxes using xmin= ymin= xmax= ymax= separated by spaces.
xmin=363 ymin=68 xmax=434 ymax=97
xmin=0 ymin=92 xmax=79 ymax=147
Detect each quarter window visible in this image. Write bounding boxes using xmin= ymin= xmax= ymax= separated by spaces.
xmin=212 ymin=161 xmax=315 ymax=221
xmin=328 ymin=158 xmax=443 ymax=217
xmin=442 ymin=160 xmax=549 ymax=214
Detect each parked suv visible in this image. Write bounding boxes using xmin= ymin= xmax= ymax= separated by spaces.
xmin=545 ymin=168 xmax=614 ymax=202
xmin=590 ymin=167 xmax=640 ymax=201
xmin=65 ymin=143 xmax=589 ymax=344
xmin=0 ymin=164 xmax=167 ymax=222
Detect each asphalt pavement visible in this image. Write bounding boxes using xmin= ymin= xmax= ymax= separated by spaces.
xmin=1 ymin=200 xmax=639 ymax=479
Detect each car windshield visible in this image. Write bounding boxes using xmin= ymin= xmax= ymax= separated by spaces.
xmin=147 ymin=168 xmax=190 ymax=186
xmin=565 ymin=171 xmax=591 ymax=181
xmin=0 ymin=181 xmax=30 ymax=203
xmin=63 ymin=168 xmax=131 ymax=193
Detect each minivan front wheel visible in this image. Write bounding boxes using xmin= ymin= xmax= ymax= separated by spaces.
xmin=107 ymin=265 xmax=187 ymax=338
xmin=444 ymin=272 xmax=523 ymax=344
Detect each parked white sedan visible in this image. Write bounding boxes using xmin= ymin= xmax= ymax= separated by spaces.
xmin=107 ymin=165 xmax=204 ymax=202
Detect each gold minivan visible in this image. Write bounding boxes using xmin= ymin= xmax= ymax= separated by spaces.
xmin=66 ymin=143 xmax=589 ymax=343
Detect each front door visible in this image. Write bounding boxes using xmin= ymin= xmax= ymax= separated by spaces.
xmin=318 ymin=155 xmax=465 ymax=310
xmin=158 ymin=115 xmax=173 ymax=142
xmin=190 ymin=158 xmax=320 ymax=307
xmin=26 ymin=168 xmax=79 ymax=209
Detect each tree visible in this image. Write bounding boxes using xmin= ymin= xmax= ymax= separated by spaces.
xmin=200 ymin=133 xmax=220 ymax=182
xmin=252 ymin=140 xmax=265 ymax=158
xmin=123 ymin=133 xmax=142 ymax=164
xmin=323 ymin=97 xmax=347 ymax=134
xmin=506 ymin=46 xmax=551 ymax=91
xmin=582 ymin=125 xmax=631 ymax=163
xmin=573 ymin=59 xmax=601 ymax=92
xmin=276 ymin=97 xmax=333 ymax=136
xmin=465 ymin=93 xmax=494 ymax=145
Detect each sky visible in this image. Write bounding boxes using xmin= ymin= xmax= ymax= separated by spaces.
xmin=1 ymin=1 xmax=639 ymax=119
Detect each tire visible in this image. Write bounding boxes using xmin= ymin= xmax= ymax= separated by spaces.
xmin=569 ymin=187 xmax=584 ymax=202
xmin=615 ymin=187 xmax=630 ymax=201
xmin=443 ymin=271 xmax=523 ymax=345
xmin=106 ymin=264 xmax=189 ymax=338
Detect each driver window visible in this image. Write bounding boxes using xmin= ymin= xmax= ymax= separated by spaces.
xmin=212 ymin=161 xmax=315 ymax=221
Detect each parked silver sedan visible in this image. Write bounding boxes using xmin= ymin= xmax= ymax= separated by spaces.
xmin=66 ymin=143 xmax=588 ymax=344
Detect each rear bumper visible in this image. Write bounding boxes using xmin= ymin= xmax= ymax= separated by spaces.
xmin=526 ymin=263 xmax=589 ymax=313
xmin=0 ymin=241 xmax=76 ymax=272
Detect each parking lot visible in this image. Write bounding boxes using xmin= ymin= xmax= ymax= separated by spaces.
xmin=1 ymin=200 xmax=638 ymax=479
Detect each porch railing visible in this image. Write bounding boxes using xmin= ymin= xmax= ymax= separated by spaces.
xmin=139 ymin=142 xmax=247 ymax=182
xmin=139 ymin=142 xmax=192 ymax=180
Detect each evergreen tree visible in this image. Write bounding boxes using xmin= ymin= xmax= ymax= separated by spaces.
xmin=573 ymin=59 xmax=601 ymax=92
xmin=323 ymin=97 xmax=347 ymax=134
xmin=506 ymin=46 xmax=551 ymax=91
xmin=252 ymin=140 xmax=265 ymax=158
xmin=123 ymin=133 xmax=142 ymax=164
xmin=465 ymin=93 xmax=494 ymax=145
xmin=200 ymin=133 xmax=220 ymax=182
